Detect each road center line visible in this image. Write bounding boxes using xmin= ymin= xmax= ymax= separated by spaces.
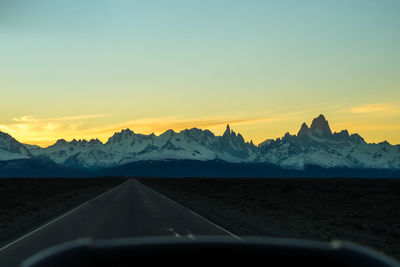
xmin=137 ymin=180 xmax=243 ymax=241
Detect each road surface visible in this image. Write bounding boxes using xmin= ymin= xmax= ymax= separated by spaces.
xmin=0 ymin=179 xmax=239 ymax=267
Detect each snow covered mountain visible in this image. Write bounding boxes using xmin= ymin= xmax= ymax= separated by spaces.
xmin=258 ymin=115 xmax=400 ymax=170
xmin=0 ymin=114 xmax=399 ymax=172
xmin=0 ymin=131 xmax=31 ymax=161
xmin=25 ymin=126 xmax=257 ymax=169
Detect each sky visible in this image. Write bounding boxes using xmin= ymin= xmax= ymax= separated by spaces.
xmin=0 ymin=0 xmax=399 ymax=147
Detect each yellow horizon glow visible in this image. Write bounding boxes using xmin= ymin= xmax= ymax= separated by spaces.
xmin=1 ymin=106 xmax=399 ymax=148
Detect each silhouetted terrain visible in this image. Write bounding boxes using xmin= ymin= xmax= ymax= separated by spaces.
xmin=140 ymin=177 xmax=400 ymax=260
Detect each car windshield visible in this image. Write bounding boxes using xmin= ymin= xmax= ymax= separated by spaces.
xmin=0 ymin=1 xmax=399 ymax=267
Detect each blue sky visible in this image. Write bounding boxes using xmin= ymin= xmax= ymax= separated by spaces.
xmin=0 ymin=0 xmax=399 ymax=146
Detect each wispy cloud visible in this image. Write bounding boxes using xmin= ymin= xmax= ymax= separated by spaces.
xmin=0 ymin=114 xmax=105 ymax=147
xmin=349 ymin=103 xmax=400 ymax=115
xmin=3 ymin=108 xmax=380 ymax=147
xmin=76 ymin=109 xmax=318 ymax=137
xmin=0 ymin=112 xmax=303 ymax=147
xmin=12 ymin=114 xmax=105 ymax=122
xmin=72 ymin=116 xmax=263 ymax=137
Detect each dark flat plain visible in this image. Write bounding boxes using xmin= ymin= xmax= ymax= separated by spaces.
xmin=139 ymin=177 xmax=400 ymax=260
xmin=0 ymin=178 xmax=127 ymax=246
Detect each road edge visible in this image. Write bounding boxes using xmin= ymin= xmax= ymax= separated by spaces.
xmin=136 ymin=179 xmax=243 ymax=241
xmin=0 ymin=181 xmax=128 ymax=253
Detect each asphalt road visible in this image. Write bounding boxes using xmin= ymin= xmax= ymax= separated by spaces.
xmin=0 ymin=179 xmax=239 ymax=267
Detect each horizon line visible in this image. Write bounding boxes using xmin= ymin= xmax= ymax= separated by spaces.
xmin=3 ymin=116 xmax=397 ymax=148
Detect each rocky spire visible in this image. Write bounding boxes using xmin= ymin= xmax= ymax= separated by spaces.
xmin=223 ymin=124 xmax=231 ymax=137
xmin=297 ymin=122 xmax=310 ymax=137
xmin=310 ymin=114 xmax=332 ymax=136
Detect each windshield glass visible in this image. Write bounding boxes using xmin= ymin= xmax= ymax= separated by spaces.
xmin=0 ymin=1 xmax=399 ymax=266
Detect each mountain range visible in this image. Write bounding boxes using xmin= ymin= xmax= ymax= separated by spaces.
xmin=0 ymin=115 xmax=399 ymax=177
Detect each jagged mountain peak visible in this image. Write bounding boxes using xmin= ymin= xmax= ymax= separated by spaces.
xmin=379 ymin=140 xmax=391 ymax=145
xmin=53 ymin=139 xmax=68 ymax=146
xmin=112 ymin=128 xmax=135 ymax=137
xmin=51 ymin=138 xmax=103 ymax=147
xmin=1 ymin=114 xmax=399 ymax=172
xmin=310 ymin=114 xmax=332 ymax=136
xmin=223 ymin=124 xmax=238 ymax=138
xmin=182 ymin=127 xmax=202 ymax=134
xmin=121 ymin=128 xmax=134 ymax=135
xmin=89 ymin=138 xmax=103 ymax=145
xmin=159 ymin=129 xmax=175 ymax=140
xmin=162 ymin=129 xmax=176 ymax=135
xmin=0 ymin=131 xmax=31 ymax=160
xmin=180 ymin=128 xmax=215 ymax=141
xmin=297 ymin=122 xmax=310 ymax=137
xmin=223 ymin=124 xmax=231 ymax=136
xmin=106 ymin=128 xmax=136 ymax=144
xmin=71 ymin=139 xmax=86 ymax=145
xmin=349 ymin=133 xmax=365 ymax=144
xmin=0 ymin=131 xmax=12 ymax=139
